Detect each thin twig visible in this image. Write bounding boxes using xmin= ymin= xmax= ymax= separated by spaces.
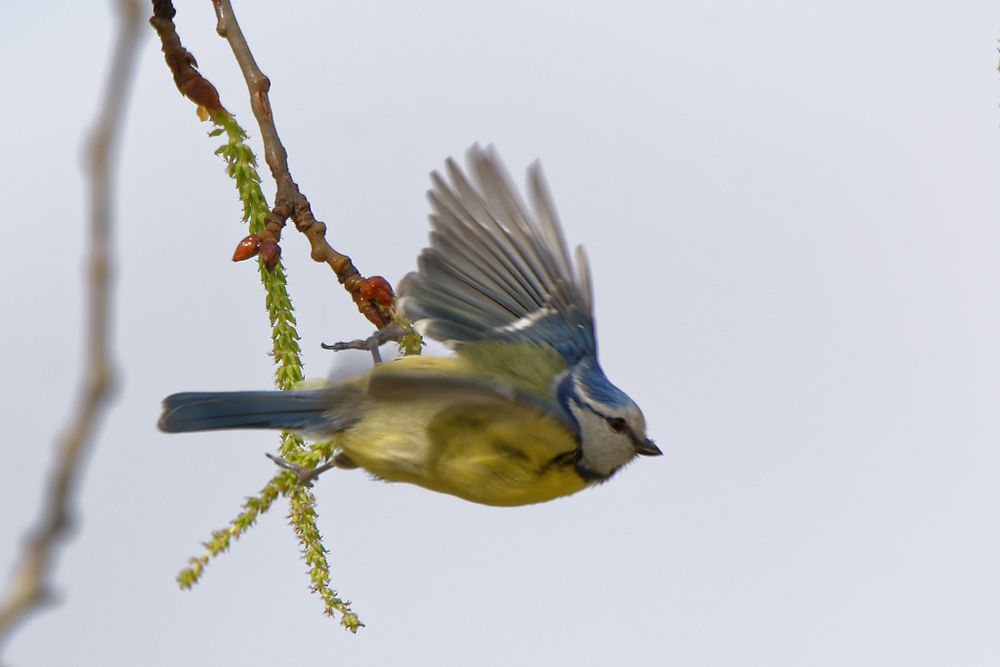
xmin=0 ymin=0 xmax=143 ymax=651
xmin=149 ymin=2 xmax=366 ymax=629
xmin=149 ymin=0 xmax=225 ymax=113
xmin=211 ymin=0 xmax=393 ymax=328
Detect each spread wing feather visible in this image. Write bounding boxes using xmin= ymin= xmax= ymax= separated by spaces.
xmin=398 ymin=145 xmax=597 ymax=364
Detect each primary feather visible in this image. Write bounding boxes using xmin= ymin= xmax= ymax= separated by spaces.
xmin=397 ymin=145 xmax=597 ymax=365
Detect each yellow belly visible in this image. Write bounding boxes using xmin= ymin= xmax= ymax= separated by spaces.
xmin=337 ymin=400 xmax=589 ymax=506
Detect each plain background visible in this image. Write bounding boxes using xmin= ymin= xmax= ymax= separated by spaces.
xmin=2 ymin=1 xmax=998 ymax=665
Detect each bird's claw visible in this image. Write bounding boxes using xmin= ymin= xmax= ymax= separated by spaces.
xmin=265 ymin=453 xmax=339 ymax=487
xmin=321 ymin=321 xmax=411 ymax=365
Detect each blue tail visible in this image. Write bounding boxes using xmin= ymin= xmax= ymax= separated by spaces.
xmin=158 ymin=390 xmax=342 ymax=433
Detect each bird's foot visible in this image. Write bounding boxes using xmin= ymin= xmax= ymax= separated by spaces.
xmin=321 ymin=321 xmax=411 ymax=365
xmin=265 ymin=453 xmax=338 ymax=487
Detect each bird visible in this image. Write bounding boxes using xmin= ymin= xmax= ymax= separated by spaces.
xmin=158 ymin=145 xmax=660 ymax=506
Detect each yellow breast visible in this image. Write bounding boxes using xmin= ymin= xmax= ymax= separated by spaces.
xmin=337 ymin=397 xmax=588 ymax=506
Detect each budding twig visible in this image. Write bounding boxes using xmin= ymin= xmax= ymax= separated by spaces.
xmin=212 ymin=0 xmax=393 ymax=328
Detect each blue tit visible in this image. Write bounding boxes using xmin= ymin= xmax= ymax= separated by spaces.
xmin=159 ymin=145 xmax=660 ymax=506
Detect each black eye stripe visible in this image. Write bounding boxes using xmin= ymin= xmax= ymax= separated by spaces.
xmin=606 ymin=416 xmax=627 ymax=433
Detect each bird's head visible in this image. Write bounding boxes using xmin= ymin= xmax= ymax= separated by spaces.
xmin=558 ymin=362 xmax=660 ymax=480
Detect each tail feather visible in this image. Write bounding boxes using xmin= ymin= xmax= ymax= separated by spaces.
xmin=158 ymin=389 xmax=346 ymax=434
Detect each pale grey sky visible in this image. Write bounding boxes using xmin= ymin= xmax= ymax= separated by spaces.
xmin=2 ymin=1 xmax=998 ymax=665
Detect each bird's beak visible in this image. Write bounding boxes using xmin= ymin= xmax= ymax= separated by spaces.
xmin=634 ymin=437 xmax=662 ymax=456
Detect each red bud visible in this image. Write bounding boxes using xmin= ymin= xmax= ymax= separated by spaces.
xmin=232 ymin=233 xmax=260 ymax=262
xmin=259 ymin=241 xmax=281 ymax=271
xmin=359 ymin=275 xmax=394 ymax=308
xmin=184 ymin=77 xmax=224 ymax=113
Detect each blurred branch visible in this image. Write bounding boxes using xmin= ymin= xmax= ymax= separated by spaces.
xmin=0 ymin=0 xmax=143 ymax=651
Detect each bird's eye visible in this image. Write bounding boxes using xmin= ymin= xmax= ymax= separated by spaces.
xmin=607 ymin=417 xmax=627 ymax=433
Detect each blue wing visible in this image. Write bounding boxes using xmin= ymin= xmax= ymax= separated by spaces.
xmin=398 ymin=145 xmax=597 ymax=364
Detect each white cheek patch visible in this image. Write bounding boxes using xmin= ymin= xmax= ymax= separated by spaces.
xmin=569 ymin=402 xmax=636 ymax=477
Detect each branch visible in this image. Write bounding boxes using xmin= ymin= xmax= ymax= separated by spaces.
xmin=211 ymin=0 xmax=393 ymax=329
xmin=149 ymin=1 xmax=366 ymax=630
xmin=0 ymin=0 xmax=143 ymax=650
xmin=149 ymin=0 xmax=225 ymax=113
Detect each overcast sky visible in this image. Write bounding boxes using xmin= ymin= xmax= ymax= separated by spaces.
xmin=2 ymin=1 xmax=998 ymax=665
